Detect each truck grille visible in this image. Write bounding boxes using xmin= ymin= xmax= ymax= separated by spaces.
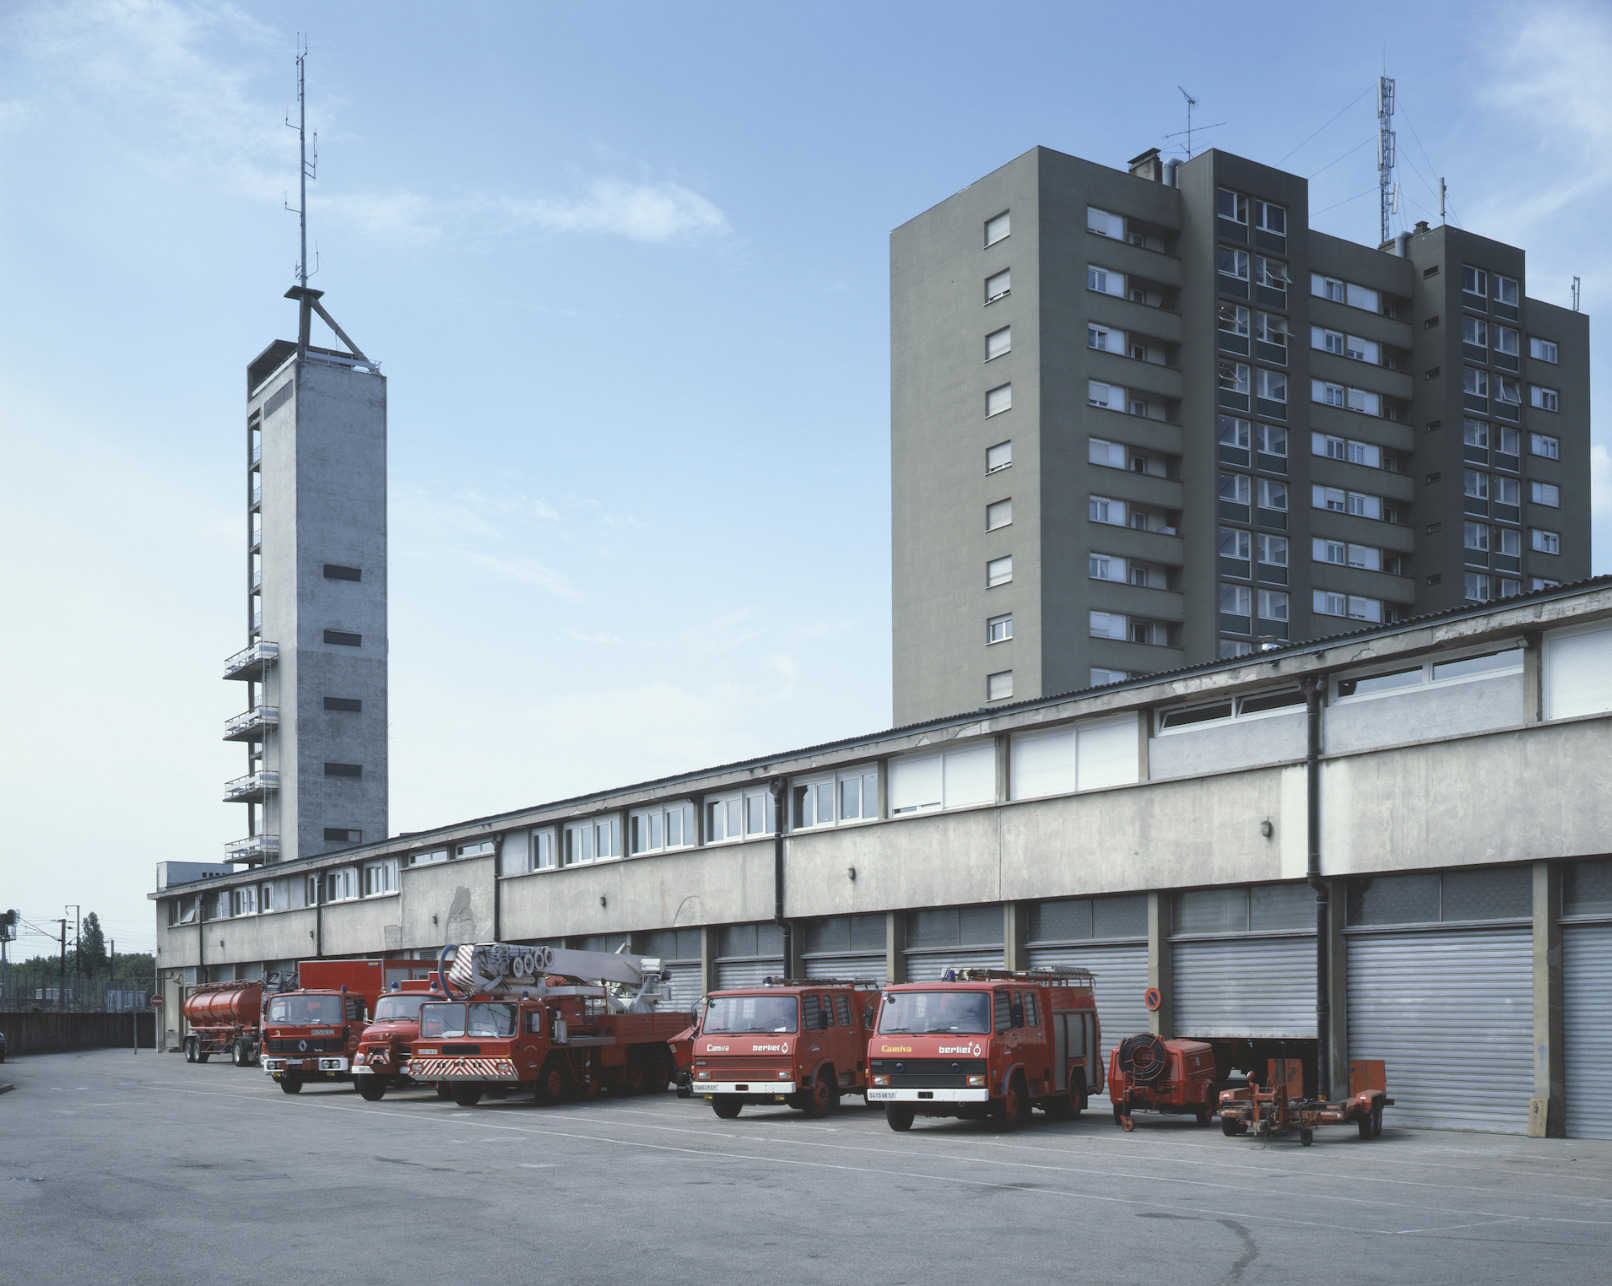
xmin=869 ymin=1058 xmax=987 ymax=1088
xmin=265 ymin=1037 xmax=344 ymax=1054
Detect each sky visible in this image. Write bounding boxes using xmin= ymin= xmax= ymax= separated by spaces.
xmin=2 ymin=0 xmax=1608 ymax=962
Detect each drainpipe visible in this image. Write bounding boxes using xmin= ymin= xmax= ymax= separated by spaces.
xmin=492 ymin=834 xmax=504 ymax=942
xmin=1302 ymin=675 xmax=1330 ymax=1100
xmin=770 ymin=779 xmax=792 ymax=977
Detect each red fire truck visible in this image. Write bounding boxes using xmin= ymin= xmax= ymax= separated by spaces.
xmin=351 ymin=976 xmax=450 ymax=1101
xmin=867 ymin=967 xmax=1102 ymax=1131
xmin=261 ymin=958 xmax=434 ymax=1094
xmin=690 ymin=978 xmax=880 ymax=1118
xmin=408 ymin=942 xmax=687 ymax=1107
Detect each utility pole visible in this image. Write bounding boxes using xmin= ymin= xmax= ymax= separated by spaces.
xmin=58 ymin=918 xmax=67 ymax=1010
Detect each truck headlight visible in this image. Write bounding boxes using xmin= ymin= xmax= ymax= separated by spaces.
xmin=696 ymin=1071 xmax=710 ymax=1080
xmin=872 ymin=1075 xmax=889 ymax=1087
xmin=967 ymin=1075 xmax=987 ymax=1087
xmin=778 ymin=1071 xmax=791 ymax=1080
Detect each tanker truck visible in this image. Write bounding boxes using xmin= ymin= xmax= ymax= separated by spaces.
xmin=182 ymin=980 xmax=269 ymax=1066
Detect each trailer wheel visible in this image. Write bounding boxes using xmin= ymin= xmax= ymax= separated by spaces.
xmin=196 ymin=1046 xmax=210 ymax=1064
xmin=435 ymin=1083 xmax=452 ymax=1101
xmin=232 ymin=1039 xmax=252 ymax=1067
xmin=712 ymin=1095 xmax=743 ymax=1119
xmin=533 ymin=1059 xmax=567 ymax=1105
xmin=1113 ymin=1102 xmax=1125 ymax=1127
xmin=449 ymin=1084 xmax=483 ymax=1107
xmin=357 ymin=1076 xmax=389 ymax=1102
xmin=279 ymin=1075 xmax=303 ymax=1095
xmin=1221 ymin=1116 xmax=1242 ymax=1137
xmin=885 ymin=1105 xmax=915 ymax=1132
xmin=1299 ymin=1128 xmax=1314 ymax=1146
xmin=802 ymin=1069 xmax=835 ymax=1118
xmin=183 ymin=1037 xmax=196 ymax=1063
xmin=1372 ymin=1103 xmax=1384 ymax=1137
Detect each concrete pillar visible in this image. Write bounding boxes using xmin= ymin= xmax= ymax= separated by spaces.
xmin=786 ymin=921 xmax=806 ymax=980
xmin=1325 ymin=876 xmax=1349 ymax=1092
xmin=885 ymin=910 xmax=906 ymax=984
xmin=1522 ymin=634 xmax=1543 ymax=724
xmin=1530 ymin=860 xmax=1565 ymax=1137
xmin=1147 ymin=891 xmax=1172 ymax=1038
xmin=994 ymin=733 xmax=1011 ymax=803
xmin=1003 ymin=901 xmax=1027 ymax=971
xmin=700 ymin=925 xmax=719 ymax=996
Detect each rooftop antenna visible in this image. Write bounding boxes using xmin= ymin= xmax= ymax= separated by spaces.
xmin=285 ymin=36 xmax=318 ymax=291
xmin=1439 ymin=177 xmax=1446 ymax=221
xmin=1377 ymin=75 xmax=1396 ymax=244
xmin=1180 ymin=86 xmax=1196 ymax=159
xmin=1572 ymin=276 xmax=1581 ymax=312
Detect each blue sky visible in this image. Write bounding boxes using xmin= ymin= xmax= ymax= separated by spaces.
xmin=2 ymin=0 xmax=1607 ymax=957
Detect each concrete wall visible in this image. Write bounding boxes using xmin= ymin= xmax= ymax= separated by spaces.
xmin=0 ymin=1012 xmax=156 ymax=1057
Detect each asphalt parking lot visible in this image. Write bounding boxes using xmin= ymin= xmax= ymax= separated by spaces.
xmin=3 ymin=1049 xmax=1610 ymax=1285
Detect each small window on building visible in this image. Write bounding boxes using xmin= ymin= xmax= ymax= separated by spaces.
xmin=1532 ymin=528 xmax=1561 ymax=555
xmin=987 ymin=670 xmax=1013 ymax=701
xmin=324 ymin=630 xmax=362 ymax=647
xmin=324 ymin=697 xmax=362 ymax=712
xmin=1494 ymin=275 xmax=1519 ymax=307
xmin=1461 ymin=265 xmax=1488 ymax=298
xmin=323 ymin=564 xmax=362 ymax=581
xmin=1531 ymin=481 xmax=1561 ymax=507
xmin=1090 ymin=667 xmax=1128 ymax=685
xmin=987 ymin=614 xmax=1013 ymax=645
xmin=985 ymin=384 xmax=1012 ymax=417
xmin=1530 ymin=433 xmax=1559 ymax=459
xmin=324 ymin=763 xmax=362 ymax=779
xmin=1216 ymin=188 xmax=1248 ymax=223
xmin=985 ymin=326 xmax=1011 ymax=361
xmin=984 ymin=212 xmax=1010 ymax=246
xmin=1530 ymin=385 xmax=1560 ymax=412
xmin=986 ymin=441 xmax=1012 ymax=473
xmin=1529 ymin=336 xmax=1559 ymax=364
xmin=986 ymin=498 xmax=1012 ymax=530
xmin=985 ymin=268 xmax=1011 ymax=303
xmin=987 ymin=555 xmax=1013 ymax=587
xmin=323 ymin=827 xmax=362 ymax=843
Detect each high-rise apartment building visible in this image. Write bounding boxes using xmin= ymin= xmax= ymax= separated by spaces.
xmin=222 ymin=286 xmax=388 ymax=866
xmin=891 ymin=145 xmax=1590 ymax=725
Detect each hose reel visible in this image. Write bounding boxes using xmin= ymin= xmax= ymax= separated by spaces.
xmin=1117 ymin=1033 xmax=1170 ymax=1086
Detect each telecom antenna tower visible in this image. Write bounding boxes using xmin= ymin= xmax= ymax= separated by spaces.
xmin=1377 ymin=76 xmax=1396 ymax=244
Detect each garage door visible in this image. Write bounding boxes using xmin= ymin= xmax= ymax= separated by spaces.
xmin=715 ymin=958 xmax=785 ymax=990
xmin=801 ymin=952 xmax=887 ymax=986
xmin=903 ymin=948 xmax=1005 ymax=981
xmin=1347 ymin=927 xmax=1532 ymax=1132
xmin=1172 ymin=936 xmax=1316 ymax=1039
xmin=661 ymin=962 xmax=704 ymax=1013
xmin=1028 ymin=942 xmax=1148 ymax=1073
xmin=1564 ymin=923 xmax=1612 ymax=1139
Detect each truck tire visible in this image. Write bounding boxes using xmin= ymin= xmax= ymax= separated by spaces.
xmin=1221 ymin=1116 xmax=1243 ymax=1136
xmin=1372 ymin=1102 xmax=1384 ymax=1137
xmin=449 ymin=1084 xmax=483 ymax=1107
xmin=711 ymin=1096 xmax=743 ymax=1119
xmin=183 ymin=1037 xmax=196 ymax=1063
xmin=623 ymin=1052 xmax=646 ymax=1094
xmin=357 ymin=1076 xmax=389 ymax=1102
xmin=1195 ymin=1105 xmax=1213 ymax=1126
xmin=533 ymin=1059 xmax=567 ymax=1105
xmin=233 ymin=1038 xmax=252 ymax=1067
xmin=196 ymin=1045 xmax=210 ymax=1064
xmin=1113 ymin=1102 xmax=1125 ymax=1127
xmin=885 ymin=1104 xmax=915 ymax=1132
xmin=435 ymin=1083 xmax=453 ymax=1101
xmin=992 ymin=1074 xmax=1028 ymax=1133
xmin=802 ymin=1069 xmax=836 ymax=1118
xmin=279 ymin=1075 xmax=303 ymax=1095
xmin=646 ymin=1046 xmax=673 ymax=1093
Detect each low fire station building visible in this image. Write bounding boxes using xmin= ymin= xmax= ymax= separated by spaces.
xmin=154 ymin=580 xmax=1612 ymax=1138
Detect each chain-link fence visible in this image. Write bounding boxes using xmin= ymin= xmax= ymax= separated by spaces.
xmin=0 ymin=971 xmax=149 ymax=1013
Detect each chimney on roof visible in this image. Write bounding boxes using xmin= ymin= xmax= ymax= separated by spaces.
xmin=1129 ymin=148 xmax=1163 ymax=183
xmin=1414 ymin=220 xmax=1430 ymax=233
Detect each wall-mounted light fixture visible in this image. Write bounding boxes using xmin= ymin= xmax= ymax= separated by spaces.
xmin=600 ymin=895 xmax=608 ymax=908
xmin=1259 ymin=819 xmax=1274 ymax=839
xmin=847 ymin=866 xmax=857 ymax=882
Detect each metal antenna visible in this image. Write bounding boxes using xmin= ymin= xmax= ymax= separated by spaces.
xmin=1572 ymin=276 xmax=1581 ymax=312
xmin=284 ymin=36 xmax=318 ymax=288
xmin=1180 ymin=86 xmax=1197 ymax=159
xmin=1377 ymin=75 xmax=1396 ymax=244
xmin=1439 ymin=177 xmax=1446 ymax=221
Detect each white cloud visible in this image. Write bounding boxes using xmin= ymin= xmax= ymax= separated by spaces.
xmin=496 ymin=179 xmax=730 ymax=243
xmin=1592 ymin=444 xmax=1611 ymax=520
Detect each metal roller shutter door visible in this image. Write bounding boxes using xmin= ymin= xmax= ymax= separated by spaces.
xmin=1173 ymin=937 xmax=1316 ymax=1039
xmin=715 ymin=959 xmax=786 ymax=989
xmin=1347 ymin=927 xmax=1532 ymax=1133
xmin=661 ymin=962 xmax=703 ymax=1012
xmin=801 ymin=953 xmax=887 ymax=986
xmin=1028 ymin=943 xmax=1148 ymax=1071
xmin=903 ymin=949 xmax=1005 ymax=981
xmin=1564 ymin=924 xmax=1612 ymax=1139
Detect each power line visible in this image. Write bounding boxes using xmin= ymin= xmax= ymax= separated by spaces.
xmin=1311 ymin=185 xmax=1381 ymax=217
xmin=1308 ymin=136 xmax=1375 ymax=181
xmin=1276 ymin=83 xmax=1374 ymax=166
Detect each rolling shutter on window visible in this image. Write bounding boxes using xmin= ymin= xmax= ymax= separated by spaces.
xmin=889 ymin=754 xmax=942 ymax=813
xmin=1544 ymin=623 xmax=1612 ymax=720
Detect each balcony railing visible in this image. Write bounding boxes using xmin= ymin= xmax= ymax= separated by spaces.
xmin=223 ymin=705 xmax=279 ymax=743
xmin=223 ymin=770 xmax=279 ymax=804
xmin=223 ymin=640 xmax=278 ymax=681
xmin=225 ymin=834 xmax=279 ymax=863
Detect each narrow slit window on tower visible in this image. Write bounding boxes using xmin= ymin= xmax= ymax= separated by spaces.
xmin=324 ymin=630 xmax=362 ymax=647
xmin=324 ymin=763 xmax=363 ymax=779
xmin=323 ymin=564 xmax=362 ymax=581
xmin=324 ymin=697 xmax=362 ymax=712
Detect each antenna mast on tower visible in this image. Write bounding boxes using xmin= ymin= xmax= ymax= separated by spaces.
xmin=1179 ymin=86 xmax=1197 ymax=159
xmin=1377 ymin=76 xmax=1396 ymax=244
xmin=286 ymin=37 xmax=318 ymax=289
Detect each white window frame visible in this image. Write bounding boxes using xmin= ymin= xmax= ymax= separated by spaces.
xmin=1531 ymin=481 xmax=1561 ymax=508
xmin=986 ymin=555 xmax=1013 ymax=587
xmin=987 ymin=670 xmax=1013 ymax=702
xmin=703 ymin=789 xmax=774 ymax=845
xmin=1087 ymin=265 xmax=1125 ymax=297
xmin=985 ymin=383 xmax=1011 ymax=417
xmin=987 ymin=613 xmax=1013 ymax=645
xmin=985 ymin=268 xmax=1011 ymax=303
xmin=1312 ymin=273 xmax=1346 ymax=302
xmin=562 ymin=814 xmax=621 ymax=866
xmin=1256 ymin=370 xmax=1287 ymax=403
xmin=1529 ymin=336 xmax=1559 ymax=364
xmin=1530 ymin=433 xmax=1559 ymax=460
xmin=1089 ymin=553 xmax=1127 ymax=581
xmin=986 ymin=441 xmax=1012 ymax=473
xmin=628 ymin=801 xmax=695 ymax=856
xmin=1530 ymin=385 xmax=1560 ymax=412
xmin=1333 ymin=646 xmax=1524 ymax=705
xmin=362 ymin=858 xmax=399 ymax=898
xmin=1218 ymin=248 xmax=1250 ymax=281
xmin=1532 ymin=528 xmax=1561 ymax=555
xmin=790 ymin=767 xmax=880 ymax=830
xmin=984 ymin=211 xmax=1010 ymax=247
xmin=986 ymin=498 xmax=1012 ymax=530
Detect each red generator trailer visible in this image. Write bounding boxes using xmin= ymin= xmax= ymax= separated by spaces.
xmin=351 ymin=976 xmax=450 ymax=1102
xmin=261 ymin=958 xmax=435 ymax=1095
xmin=867 ymin=967 xmax=1102 ymax=1132
xmin=182 ymin=980 xmax=266 ymax=1067
xmin=1107 ymin=1033 xmax=1217 ymax=1129
xmin=1218 ymin=1058 xmax=1392 ymax=1146
xmin=690 ymin=978 xmax=880 ymax=1119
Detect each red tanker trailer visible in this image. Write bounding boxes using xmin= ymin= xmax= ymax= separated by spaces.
xmin=182 ymin=980 xmax=266 ymax=1066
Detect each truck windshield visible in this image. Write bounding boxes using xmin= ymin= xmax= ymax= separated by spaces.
xmin=418 ymin=1002 xmax=517 ymax=1039
xmin=703 ymin=995 xmax=798 ymax=1034
xmin=877 ymin=990 xmax=991 ymax=1035
xmin=371 ymin=994 xmax=431 ymax=1023
xmin=266 ymin=995 xmax=343 ymax=1025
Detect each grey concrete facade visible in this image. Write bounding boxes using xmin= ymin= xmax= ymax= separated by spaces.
xmin=158 ymin=581 xmax=1612 ymax=1135
xmin=228 ymin=323 xmax=388 ymax=866
xmin=891 ymin=145 xmax=1591 ymax=726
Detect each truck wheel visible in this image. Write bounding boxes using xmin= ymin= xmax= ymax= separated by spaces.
xmin=533 ymin=1060 xmax=567 ymax=1105
xmin=1372 ymin=1103 xmax=1384 ymax=1137
xmin=449 ymin=1084 xmax=483 ymax=1107
xmin=885 ymin=1104 xmax=915 ymax=1132
xmin=1221 ymin=1116 xmax=1241 ymax=1137
xmin=993 ymin=1074 xmax=1027 ymax=1133
xmin=357 ymin=1076 xmax=388 ymax=1102
xmin=712 ymin=1096 xmax=743 ymax=1119
xmin=623 ymin=1053 xmax=646 ymax=1095
xmin=646 ymin=1047 xmax=673 ymax=1093
xmin=183 ymin=1037 xmax=196 ymax=1063
xmin=435 ymin=1082 xmax=453 ymax=1101
xmin=1299 ymin=1128 xmax=1314 ymax=1147
xmin=196 ymin=1046 xmax=210 ymax=1064
xmin=279 ymin=1075 xmax=303 ymax=1095
xmin=1195 ymin=1105 xmax=1213 ymax=1126
xmin=232 ymin=1039 xmax=251 ymax=1067
xmin=802 ymin=1070 xmax=835 ymax=1118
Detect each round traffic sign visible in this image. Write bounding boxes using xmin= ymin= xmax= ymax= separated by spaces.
xmin=150 ymin=996 xmax=164 ymax=1007
xmin=1143 ymin=987 xmax=1162 ymax=1012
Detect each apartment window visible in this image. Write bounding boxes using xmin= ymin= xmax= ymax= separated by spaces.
xmin=1315 ymin=432 xmax=1345 ymax=460
xmin=1531 ymin=433 xmax=1560 ymax=460
xmin=1531 ymin=385 xmax=1560 ymax=412
xmin=1316 ymin=380 xmax=1346 ymax=407
xmin=324 ymin=762 xmax=362 ymax=779
xmin=1219 ymin=303 xmax=1250 ymax=337
xmin=1313 ymin=274 xmax=1346 ymax=302
xmin=1533 ymin=528 xmax=1561 ymax=555
xmin=362 ymin=859 xmax=399 ymax=897
xmin=1220 ymin=473 xmax=1251 ymax=505
xmin=1531 ymin=577 xmax=1562 ymax=591
xmin=1217 ymin=247 xmax=1250 ymax=281
xmin=323 ymin=564 xmax=361 ymax=582
xmin=1218 ymin=416 xmax=1251 ymax=451
xmin=1462 ymin=265 xmax=1488 ymax=298
xmin=1219 ymin=640 xmax=1256 ymax=659
xmin=1088 ymin=496 xmax=1124 ymax=525
xmin=1465 ymin=469 xmax=1490 ymax=500
xmin=1346 ymin=491 xmax=1381 ymax=519
xmin=1256 ymin=424 xmax=1287 ymax=459
xmin=1257 ymin=589 xmax=1289 ymax=622
xmin=1089 ymin=554 xmax=1126 ymax=581
xmin=1494 ymin=326 xmax=1520 ymax=357
xmin=1464 ymin=419 xmax=1489 ymax=450
xmin=1255 ymin=257 xmax=1288 ymax=292
xmin=324 ymin=827 xmax=362 ymax=843
xmin=1253 ymin=199 xmax=1286 ymax=235
xmin=1313 ymin=589 xmax=1382 ymax=622
xmin=985 ymin=384 xmax=1011 ymax=417
xmin=1495 ymin=376 xmax=1521 ymax=405
xmin=628 ymin=801 xmax=694 ymax=854
xmin=1256 ymin=313 xmax=1288 ymax=352
xmin=1315 ymin=485 xmax=1347 ymax=512
xmin=1088 ymin=323 xmax=1122 ymax=352
xmin=792 ymin=770 xmax=880 ymax=829
xmin=1315 ymin=538 xmax=1346 ymax=565
xmin=1462 ymin=316 xmax=1488 ymax=347
xmin=1086 ymin=206 xmax=1124 ymax=239
xmin=1088 ymin=265 xmax=1125 ymax=296
xmin=1464 ymin=521 xmax=1490 ymax=552
xmin=1500 ymin=578 xmax=1522 ymax=598
xmin=1257 ymin=479 xmax=1288 ymax=511
xmin=531 ymin=829 xmax=556 ymax=870
xmin=1256 ymin=370 xmax=1287 ymax=404
xmin=983 ymin=326 xmax=1011 ymax=361
xmin=987 ymin=671 xmax=1013 ymax=701
xmin=1220 ymin=528 xmax=1251 ymax=561
xmin=979 ymin=611 xmax=1013 ymax=647
xmin=986 ymin=498 xmax=1012 ymax=530
xmin=1465 ymin=572 xmax=1493 ymax=602
xmin=1315 ymin=326 xmax=1346 ymax=355
xmin=1089 ymin=610 xmax=1126 ymax=640
xmin=322 ymin=868 xmax=359 ymax=903
xmin=1257 ymin=533 xmax=1288 ymax=567
xmin=1216 ymin=188 xmax=1249 ymax=223
xmin=323 ymin=697 xmax=361 ymax=713
xmin=985 ymin=269 xmax=1011 ymax=303
xmin=1091 ymin=668 xmax=1128 ymax=686
xmin=323 ymin=630 xmax=361 ymax=647
xmin=1463 ymin=368 xmax=1489 ymax=398
xmin=1530 ymin=336 xmax=1559 ymax=364
xmin=563 ymin=815 xmax=621 ymax=865
xmin=1498 ymin=528 xmax=1521 ymax=557
xmin=229 ymin=886 xmax=257 ymax=917
xmin=1089 ymin=437 xmax=1127 ymax=468
xmin=1088 ymin=380 xmax=1121 ymax=409
xmin=986 ymin=555 xmax=1013 ymax=587
xmin=984 ymin=211 xmax=1010 ymax=246
xmin=1531 ymin=481 xmax=1561 ymax=507
xmin=1218 ymin=362 xmax=1250 ymax=394
xmin=1495 ymin=476 xmax=1520 ymax=506
xmin=1494 ymin=275 xmax=1519 ymax=307
xmin=1219 ymin=584 xmax=1252 ymax=617
xmin=1348 ymin=440 xmax=1380 ymax=467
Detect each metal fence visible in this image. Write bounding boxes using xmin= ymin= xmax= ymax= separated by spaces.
xmin=0 ymin=971 xmax=150 ymax=1013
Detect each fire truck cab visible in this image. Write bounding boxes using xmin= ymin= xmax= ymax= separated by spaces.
xmin=691 ymin=979 xmax=879 ymax=1118
xmin=261 ymin=958 xmax=433 ymax=1094
xmin=351 ymin=978 xmax=449 ymax=1101
xmin=867 ymin=968 xmax=1101 ymax=1131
